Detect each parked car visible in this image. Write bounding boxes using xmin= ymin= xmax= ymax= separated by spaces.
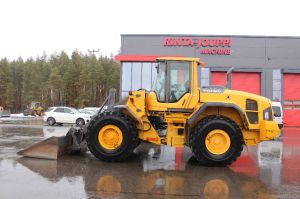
xmin=78 ymin=109 xmax=95 ymax=115
xmin=272 ymin=101 xmax=283 ymax=129
xmin=0 ymin=106 xmax=11 ymax=117
xmin=43 ymin=107 xmax=91 ymax=126
xmin=83 ymin=107 xmax=102 ymax=114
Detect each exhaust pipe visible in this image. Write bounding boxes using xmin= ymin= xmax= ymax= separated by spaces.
xmin=226 ymin=67 xmax=234 ymax=89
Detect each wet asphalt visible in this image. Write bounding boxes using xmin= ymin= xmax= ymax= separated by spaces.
xmin=0 ymin=118 xmax=300 ymax=199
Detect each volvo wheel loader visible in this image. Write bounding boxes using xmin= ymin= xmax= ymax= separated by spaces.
xmin=23 ymin=101 xmax=44 ymax=116
xmin=18 ymin=57 xmax=280 ymax=166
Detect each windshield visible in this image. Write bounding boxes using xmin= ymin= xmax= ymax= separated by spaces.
xmin=272 ymin=106 xmax=281 ymax=117
xmin=46 ymin=107 xmax=54 ymax=112
xmin=69 ymin=108 xmax=80 ymax=113
xmin=152 ymin=62 xmax=166 ymax=102
xmin=152 ymin=61 xmax=191 ymax=103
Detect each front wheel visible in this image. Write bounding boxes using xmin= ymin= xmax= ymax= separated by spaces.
xmin=47 ymin=117 xmax=56 ymax=126
xmin=86 ymin=111 xmax=138 ymax=162
xmin=190 ymin=116 xmax=243 ymax=167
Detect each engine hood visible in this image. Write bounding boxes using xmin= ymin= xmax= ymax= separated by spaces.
xmin=225 ymin=90 xmax=270 ymax=104
xmin=200 ymin=87 xmax=271 ymax=109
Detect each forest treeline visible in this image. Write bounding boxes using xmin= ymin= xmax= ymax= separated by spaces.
xmin=0 ymin=51 xmax=120 ymax=113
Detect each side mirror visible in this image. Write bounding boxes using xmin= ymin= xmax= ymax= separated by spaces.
xmin=70 ymin=112 xmax=74 ymax=114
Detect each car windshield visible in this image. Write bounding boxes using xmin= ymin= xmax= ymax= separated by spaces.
xmin=272 ymin=106 xmax=281 ymax=117
xmin=46 ymin=107 xmax=54 ymax=112
xmin=69 ymin=108 xmax=80 ymax=113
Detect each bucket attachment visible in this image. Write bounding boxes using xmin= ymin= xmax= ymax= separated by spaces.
xmin=17 ymin=126 xmax=87 ymax=160
xmin=17 ymin=136 xmax=70 ymax=160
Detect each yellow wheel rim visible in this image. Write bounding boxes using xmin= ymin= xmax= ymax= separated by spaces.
xmin=98 ymin=125 xmax=123 ymax=150
xmin=205 ymin=129 xmax=231 ymax=155
xmin=96 ymin=175 xmax=121 ymax=198
xmin=204 ymin=179 xmax=229 ymax=199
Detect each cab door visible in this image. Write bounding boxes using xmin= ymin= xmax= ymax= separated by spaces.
xmin=167 ymin=61 xmax=192 ymax=109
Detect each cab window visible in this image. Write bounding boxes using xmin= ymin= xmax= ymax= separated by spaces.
xmin=169 ymin=62 xmax=190 ymax=102
xmin=153 ymin=62 xmax=166 ymax=102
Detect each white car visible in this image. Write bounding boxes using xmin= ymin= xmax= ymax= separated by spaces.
xmin=272 ymin=101 xmax=283 ymax=129
xmin=78 ymin=109 xmax=95 ymax=115
xmin=83 ymin=107 xmax=104 ymax=114
xmin=43 ymin=107 xmax=91 ymax=126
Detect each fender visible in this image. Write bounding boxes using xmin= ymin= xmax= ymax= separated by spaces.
xmin=185 ymin=102 xmax=248 ymax=146
xmin=187 ymin=102 xmax=248 ymax=126
xmin=111 ymin=105 xmax=144 ymax=126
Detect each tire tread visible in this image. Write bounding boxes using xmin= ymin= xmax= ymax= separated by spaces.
xmin=86 ymin=109 xmax=138 ymax=162
xmin=190 ymin=115 xmax=243 ymax=167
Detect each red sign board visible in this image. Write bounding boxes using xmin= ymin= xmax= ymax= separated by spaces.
xmin=163 ymin=37 xmax=232 ymax=55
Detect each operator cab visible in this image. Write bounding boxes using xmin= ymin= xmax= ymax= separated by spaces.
xmin=146 ymin=57 xmax=204 ymax=111
xmin=153 ymin=61 xmax=190 ymax=103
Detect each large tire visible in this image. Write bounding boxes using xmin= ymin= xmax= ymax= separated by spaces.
xmin=86 ymin=110 xmax=138 ymax=162
xmin=190 ymin=116 xmax=243 ymax=167
xmin=47 ymin=117 xmax=56 ymax=126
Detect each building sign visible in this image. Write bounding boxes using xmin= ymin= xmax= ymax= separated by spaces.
xmin=163 ymin=37 xmax=232 ymax=55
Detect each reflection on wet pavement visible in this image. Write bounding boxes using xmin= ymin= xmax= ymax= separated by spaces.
xmin=0 ymin=116 xmax=43 ymax=125
xmin=0 ymin=123 xmax=300 ymax=198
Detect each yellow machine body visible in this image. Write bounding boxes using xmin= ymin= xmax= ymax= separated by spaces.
xmin=18 ymin=57 xmax=280 ymax=166
xmin=24 ymin=101 xmax=44 ymax=116
xmin=124 ymin=57 xmax=280 ymax=147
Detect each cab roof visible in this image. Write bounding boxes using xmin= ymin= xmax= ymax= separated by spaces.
xmin=156 ymin=57 xmax=205 ymax=67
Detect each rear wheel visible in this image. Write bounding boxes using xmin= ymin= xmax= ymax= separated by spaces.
xmin=86 ymin=111 xmax=138 ymax=162
xmin=190 ymin=116 xmax=243 ymax=167
xmin=47 ymin=117 xmax=56 ymax=126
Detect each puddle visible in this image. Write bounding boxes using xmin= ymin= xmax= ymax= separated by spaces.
xmin=0 ymin=124 xmax=300 ymax=198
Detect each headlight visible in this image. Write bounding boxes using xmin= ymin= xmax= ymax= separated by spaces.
xmin=263 ymin=107 xmax=272 ymax=121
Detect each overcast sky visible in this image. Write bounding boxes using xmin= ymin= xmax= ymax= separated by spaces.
xmin=0 ymin=0 xmax=299 ymax=60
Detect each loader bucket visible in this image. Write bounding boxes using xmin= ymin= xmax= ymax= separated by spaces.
xmin=17 ymin=136 xmax=70 ymax=160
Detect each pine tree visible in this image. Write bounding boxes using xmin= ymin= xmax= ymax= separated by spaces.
xmin=0 ymin=51 xmax=120 ymax=112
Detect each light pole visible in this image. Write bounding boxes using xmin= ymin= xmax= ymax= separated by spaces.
xmin=88 ymin=49 xmax=100 ymax=56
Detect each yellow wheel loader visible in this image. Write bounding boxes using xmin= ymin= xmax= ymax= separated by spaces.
xmin=18 ymin=57 xmax=280 ymax=166
xmin=23 ymin=101 xmax=44 ymax=116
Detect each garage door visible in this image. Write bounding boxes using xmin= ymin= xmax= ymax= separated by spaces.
xmin=211 ymin=72 xmax=261 ymax=95
xmin=283 ymin=74 xmax=300 ymax=126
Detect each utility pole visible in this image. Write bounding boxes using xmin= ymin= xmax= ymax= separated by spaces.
xmin=88 ymin=49 xmax=100 ymax=56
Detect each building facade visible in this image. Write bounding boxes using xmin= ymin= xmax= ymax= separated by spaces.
xmin=116 ymin=34 xmax=300 ymax=126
